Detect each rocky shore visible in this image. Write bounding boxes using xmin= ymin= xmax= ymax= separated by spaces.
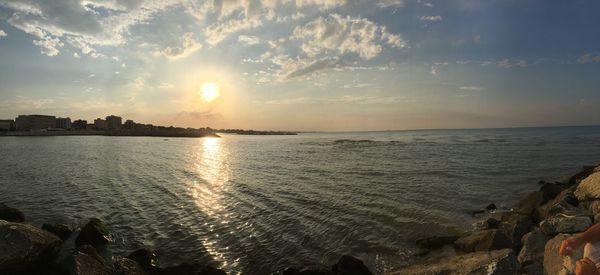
xmin=0 ymin=204 xmax=375 ymax=274
xmin=389 ymin=164 xmax=600 ymax=275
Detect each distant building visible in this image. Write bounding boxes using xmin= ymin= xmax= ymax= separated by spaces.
xmin=123 ymin=120 xmax=135 ymax=129
xmin=106 ymin=115 xmax=122 ymax=130
xmin=55 ymin=117 xmax=71 ymax=129
xmin=0 ymin=119 xmax=14 ymax=131
xmin=94 ymin=118 xmax=107 ymax=130
xmin=15 ymin=115 xmax=56 ymax=131
xmin=72 ymin=119 xmax=87 ymax=130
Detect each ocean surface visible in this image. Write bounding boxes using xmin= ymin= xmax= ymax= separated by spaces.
xmin=1 ymin=126 xmax=600 ymax=274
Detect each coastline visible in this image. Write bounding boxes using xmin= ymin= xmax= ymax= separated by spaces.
xmin=390 ymin=164 xmax=600 ymax=274
xmin=0 ymin=130 xmax=220 ymax=138
xmin=1 ymin=163 xmax=599 ymax=274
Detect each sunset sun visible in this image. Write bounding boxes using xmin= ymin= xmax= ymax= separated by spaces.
xmin=199 ymin=82 xmax=221 ymax=103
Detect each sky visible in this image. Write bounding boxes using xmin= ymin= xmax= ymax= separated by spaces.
xmin=0 ymin=0 xmax=599 ymax=131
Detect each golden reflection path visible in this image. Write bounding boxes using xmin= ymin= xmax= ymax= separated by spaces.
xmin=189 ymin=137 xmax=239 ymax=273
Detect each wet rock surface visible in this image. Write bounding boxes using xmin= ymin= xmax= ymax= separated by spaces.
xmin=0 ymin=203 xmax=25 ymax=222
xmin=75 ymin=218 xmax=111 ymax=248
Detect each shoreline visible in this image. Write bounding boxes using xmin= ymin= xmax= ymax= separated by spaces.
xmin=0 ymin=130 xmax=220 ymax=138
xmin=391 ymin=164 xmax=600 ymax=274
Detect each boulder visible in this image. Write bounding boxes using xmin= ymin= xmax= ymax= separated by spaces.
xmin=126 ymin=248 xmax=157 ymax=270
xmin=0 ymin=203 xmax=25 ymax=222
xmin=75 ymin=218 xmax=111 ymax=248
xmin=42 ymin=223 xmax=73 ymax=240
xmin=513 ymin=191 xmax=546 ymax=218
xmin=486 ymin=203 xmax=497 ymax=211
xmin=575 ymin=172 xmax=600 ymax=201
xmin=583 ymin=200 xmax=600 ymax=215
xmin=538 ymin=198 xmax=587 ymax=222
xmin=544 ymin=234 xmax=582 ymax=275
xmin=387 ymin=249 xmax=518 ymax=275
xmin=567 ymin=165 xmax=600 ymax=186
xmin=454 ymin=230 xmax=513 ymax=253
xmin=517 ymin=228 xmax=548 ymax=273
xmin=66 ymin=245 xmax=112 ymax=275
xmin=331 ymin=255 xmax=373 ymax=275
xmin=474 ymin=218 xmax=501 ymax=230
xmin=539 ymin=215 xmax=592 ymax=235
xmin=159 ymin=263 xmax=227 ymax=275
xmin=0 ymin=220 xmax=62 ymax=273
xmin=415 ymin=235 xmax=459 ymax=250
xmin=499 ymin=212 xmax=532 ymax=251
xmin=283 ymin=268 xmax=333 ymax=275
xmin=114 ymin=257 xmax=148 ymax=275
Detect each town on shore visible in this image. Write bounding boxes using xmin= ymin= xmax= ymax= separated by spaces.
xmin=0 ymin=114 xmax=297 ymax=137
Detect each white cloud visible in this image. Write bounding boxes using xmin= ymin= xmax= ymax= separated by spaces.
xmin=238 ymin=35 xmax=260 ymax=45
xmin=292 ymin=14 xmax=406 ymax=60
xmin=0 ymin=30 xmax=6 ymax=38
xmin=265 ymin=95 xmax=406 ymax=105
xmin=420 ymin=15 xmax=442 ymax=22
xmin=376 ymin=0 xmax=403 ymax=8
xmin=162 ymin=32 xmax=202 ymax=59
xmin=459 ymin=86 xmax=485 ymax=91
xmin=73 ymin=52 xmax=80 ymax=58
xmin=204 ymin=17 xmax=263 ymax=45
xmin=430 ymin=62 xmax=447 ymax=75
xmin=32 ymin=36 xmax=64 ymax=56
xmin=497 ymin=59 xmax=528 ymax=68
xmin=295 ymin=0 xmax=346 ymax=9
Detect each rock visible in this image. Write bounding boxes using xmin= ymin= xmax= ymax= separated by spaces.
xmin=75 ymin=218 xmax=111 ymax=248
xmin=114 ymin=257 xmax=148 ymax=275
xmin=513 ymin=191 xmax=546 ymax=218
xmin=0 ymin=219 xmax=62 ymax=273
xmin=537 ymin=197 xmax=587 ymax=222
xmin=331 ymin=255 xmax=373 ymax=275
xmin=283 ymin=269 xmax=333 ymax=275
xmin=42 ymin=223 xmax=73 ymax=240
xmin=66 ymin=245 xmax=112 ymax=275
xmin=387 ymin=248 xmax=518 ymax=275
xmin=454 ymin=229 xmax=513 ymax=253
xmin=474 ymin=218 xmax=501 ymax=230
xmin=486 ymin=203 xmax=497 ymax=211
xmin=159 ymin=263 xmax=226 ymax=275
xmin=539 ymin=215 xmax=592 ymax=235
xmin=520 ymin=262 xmax=544 ymax=275
xmin=126 ymin=248 xmax=157 ymax=270
xmin=567 ymin=165 xmax=600 ymax=187
xmin=539 ymin=182 xmax=564 ymax=201
xmin=499 ymin=212 xmax=532 ymax=251
xmin=594 ymin=213 xmax=600 ymax=224
xmin=0 ymin=203 xmax=25 ymax=222
xmin=544 ymin=234 xmax=583 ymax=275
xmin=471 ymin=209 xmax=485 ymax=216
xmin=517 ymin=228 xmax=548 ymax=270
xmin=575 ymin=171 xmax=600 ymax=201
xmin=585 ymin=200 xmax=600 ymax=215
xmin=415 ymin=235 xmax=459 ymax=249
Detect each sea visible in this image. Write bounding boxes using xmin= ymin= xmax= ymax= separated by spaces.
xmin=1 ymin=126 xmax=600 ymax=274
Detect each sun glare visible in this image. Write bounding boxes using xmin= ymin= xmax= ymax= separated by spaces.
xmin=200 ymin=82 xmax=221 ymax=103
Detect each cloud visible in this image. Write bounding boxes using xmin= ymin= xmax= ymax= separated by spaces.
xmin=295 ymin=0 xmax=346 ymax=9
xmin=285 ymin=56 xmax=341 ymax=79
xmin=32 ymin=37 xmax=64 ymax=56
xmin=265 ymin=95 xmax=406 ymax=105
xmin=162 ymin=32 xmax=202 ymax=59
xmin=577 ymin=53 xmax=600 ymax=64
xmin=376 ymin=0 xmax=403 ymax=8
xmin=420 ymin=15 xmax=442 ymax=22
xmin=204 ymin=17 xmax=263 ymax=45
xmin=238 ymin=35 xmax=260 ymax=45
xmin=497 ymin=59 xmax=528 ymax=68
xmin=292 ymin=14 xmax=406 ymax=60
xmin=430 ymin=62 xmax=447 ymax=75
xmin=0 ymin=30 xmax=6 ymax=38
xmin=459 ymin=86 xmax=485 ymax=91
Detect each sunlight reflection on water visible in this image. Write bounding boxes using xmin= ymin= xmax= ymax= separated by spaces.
xmin=189 ymin=137 xmax=238 ymax=272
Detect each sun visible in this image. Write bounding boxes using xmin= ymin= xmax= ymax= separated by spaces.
xmin=199 ymin=82 xmax=221 ymax=102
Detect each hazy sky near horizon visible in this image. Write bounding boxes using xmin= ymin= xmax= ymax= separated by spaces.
xmin=0 ymin=0 xmax=599 ymax=131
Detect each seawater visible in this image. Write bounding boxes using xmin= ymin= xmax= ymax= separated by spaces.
xmin=1 ymin=126 xmax=600 ymax=274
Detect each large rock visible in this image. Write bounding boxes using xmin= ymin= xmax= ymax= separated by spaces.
xmin=517 ymin=228 xmax=548 ymax=274
xmin=42 ymin=223 xmax=73 ymax=240
xmin=539 ymin=215 xmax=592 ymax=235
xmin=0 ymin=220 xmax=62 ymax=273
xmin=513 ymin=191 xmax=546 ymax=218
xmin=0 ymin=203 xmax=25 ymax=222
xmin=567 ymin=165 xmax=600 ymax=186
xmin=126 ymin=248 xmax=157 ymax=271
xmin=67 ymin=245 xmax=112 ymax=275
xmin=544 ymin=234 xmax=582 ymax=275
xmin=499 ymin=212 xmax=532 ymax=251
xmin=75 ymin=218 xmax=111 ymax=248
xmin=331 ymin=255 xmax=373 ymax=275
xmin=387 ymin=249 xmax=518 ymax=275
xmin=283 ymin=268 xmax=333 ymax=275
xmin=575 ymin=172 xmax=600 ymax=201
xmin=454 ymin=229 xmax=513 ymax=253
xmin=537 ymin=189 xmax=583 ymax=221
